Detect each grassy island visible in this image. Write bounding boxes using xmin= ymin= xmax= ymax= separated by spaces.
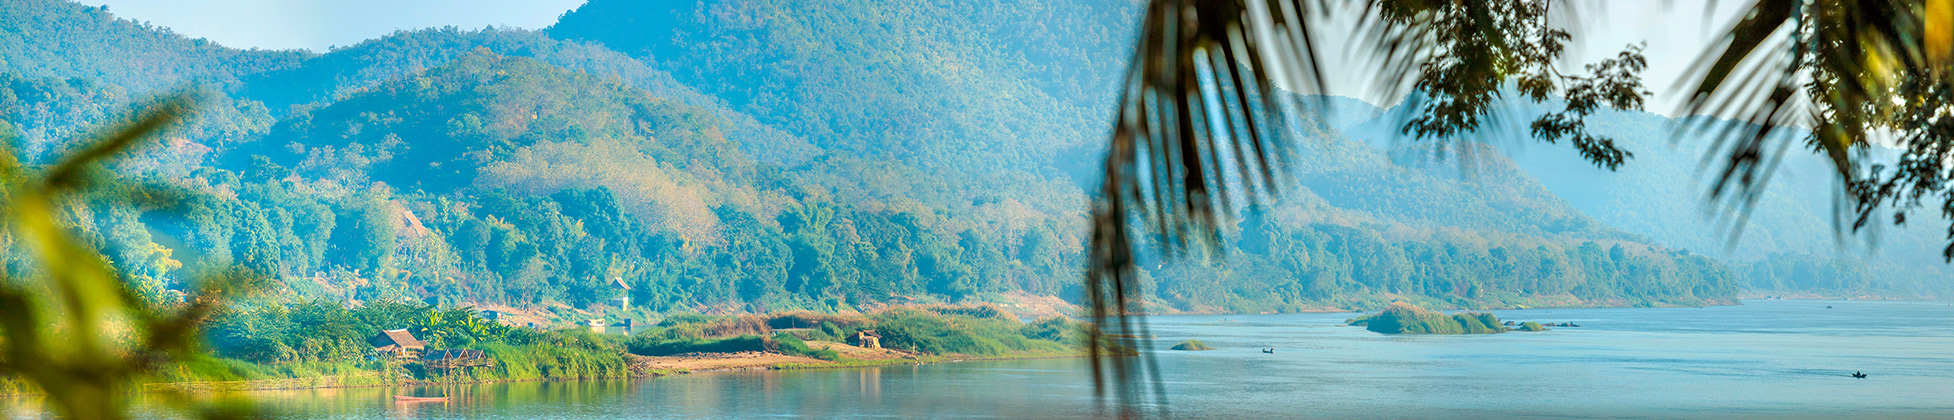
xmin=1169 ymin=340 xmax=1214 ymax=351
xmin=1346 ymin=303 xmax=1510 ymax=334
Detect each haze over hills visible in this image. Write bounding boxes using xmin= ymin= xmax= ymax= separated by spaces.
xmin=1 ymin=0 xmax=1934 ymax=323
xmin=1338 ymin=95 xmax=1954 ymax=298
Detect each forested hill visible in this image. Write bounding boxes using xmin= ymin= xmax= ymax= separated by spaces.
xmin=2 ymin=0 xmax=1742 ymax=318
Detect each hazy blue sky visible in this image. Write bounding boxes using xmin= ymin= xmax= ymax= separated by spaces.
xmin=82 ymin=0 xmax=1740 ymax=115
xmin=78 ymin=0 xmax=586 ymax=51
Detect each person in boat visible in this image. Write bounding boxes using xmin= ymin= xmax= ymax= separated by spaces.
xmin=1852 ymin=371 xmax=1867 ymax=378
xmin=1262 ymin=348 xmax=1274 ymax=354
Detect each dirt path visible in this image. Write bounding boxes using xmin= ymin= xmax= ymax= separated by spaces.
xmin=805 ymin=341 xmax=917 ymax=360
xmin=629 ymin=352 xmax=830 ymax=372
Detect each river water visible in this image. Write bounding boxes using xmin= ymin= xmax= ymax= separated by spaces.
xmin=11 ymin=299 xmax=1954 ymax=419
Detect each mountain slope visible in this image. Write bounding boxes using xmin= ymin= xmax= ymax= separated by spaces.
xmin=547 ymin=0 xmax=1138 ymax=175
xmin=0 ymin=0 xmax=307 ymax=92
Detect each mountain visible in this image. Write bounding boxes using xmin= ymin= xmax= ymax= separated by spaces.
xmin=1 ymin=0 xmax=1756 ymax=317
xmin=1341 ymin=94 xmax=1954 ymax=298
xmin=1139 ymin=104 xmax=1734 ymax=312
xmin=232 ymin=27 xmax=820 ymax=165
xmin=547 ymin=0 xmax=1138 ymax=176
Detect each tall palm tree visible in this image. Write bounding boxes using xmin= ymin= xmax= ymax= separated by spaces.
xmin=1085 ymin=0 xmax=1954 ymax=411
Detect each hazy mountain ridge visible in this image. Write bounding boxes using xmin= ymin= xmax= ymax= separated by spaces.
xmin=1334 ymin=93 xmax=1952 ymax=298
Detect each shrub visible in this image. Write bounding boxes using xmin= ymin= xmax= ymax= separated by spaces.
xmin=773 ymin=333 xmax=841 ymax=361
xmin=767 ymin=311 xmax=863 ymax=330
xmin=1019 ymin=317 xmax=1080 ymax=343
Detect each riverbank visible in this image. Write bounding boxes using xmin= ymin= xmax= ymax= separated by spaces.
xmin=1139 ymin=291 xmax=1742 ymax=315
xmin=3 ymin=303 xmax=1086 ymax=396
xmin=116 ymin=347 xmax=1082 ymax=395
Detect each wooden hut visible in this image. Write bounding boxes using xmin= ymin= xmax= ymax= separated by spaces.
xmin=610 ymin=277 xmax=631 ymax=308
xmin=369 ymin=329 xmax=425 ymax=360
xmin=852 ymin=330 xmax=881 ymax=349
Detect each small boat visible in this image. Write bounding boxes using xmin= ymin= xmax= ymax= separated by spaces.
xmin=394 ymin=396 xmax=450 ymax=403
xmin=1851 ymin=371 xmax=1868 ymax=379
xmin=1262 ymin=348 xmax=1274 ymax=354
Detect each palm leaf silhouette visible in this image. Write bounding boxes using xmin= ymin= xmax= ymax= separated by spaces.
xmin=1085 ymin=0 xmax=1655 ymax=411
xmin=1679 ymin=0 xmax=1954 ymax=260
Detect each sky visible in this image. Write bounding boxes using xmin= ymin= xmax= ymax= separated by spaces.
xmin=1304 ymin=0 xmax=1752 ymax=117
xmin=84 ymin=0 xmax=1744 ymax=117
xmin=77 ymin=0 xmax=587 ymax=51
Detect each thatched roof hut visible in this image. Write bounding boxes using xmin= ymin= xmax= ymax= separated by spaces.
xmin=369 ymin=329 xmax=425 ymax=359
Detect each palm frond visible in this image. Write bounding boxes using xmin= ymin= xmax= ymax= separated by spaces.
xmin=1088 ymin=0 xmax=1327 ymax=411
xmin=1086 ymin=1 xmax=1654 ymax=412
xmin=1681 ymin=0 xmax=1954 ymax=260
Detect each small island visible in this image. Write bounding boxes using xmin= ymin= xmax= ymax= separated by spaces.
xmin=1170 ymin=340 xmax=1215 ymax=351
xmin=1347 ymin=302 xmax=1547 ymax=334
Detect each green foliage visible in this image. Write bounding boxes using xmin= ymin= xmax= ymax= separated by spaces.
xmin=1019 ymin=317 xmax=1082 ymax=344
xmin=1347 ymin=302 xmax=1510 ymax=335
xmin=473 ymin=336 xmax=630 ymax=381
xmin=1517 ymin=321 xmax=1546 ymax=332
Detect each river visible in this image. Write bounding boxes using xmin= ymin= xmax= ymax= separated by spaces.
xmin=10 ymin=299 xmax=1954 ymax=418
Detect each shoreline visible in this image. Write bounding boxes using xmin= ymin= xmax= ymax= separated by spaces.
xmin=84 ymin=351 xmax=1084 ymax=396
xmin=1138 ymin=299 xmax=1746 ymax=316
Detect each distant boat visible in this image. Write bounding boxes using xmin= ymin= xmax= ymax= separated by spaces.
xmin=1851 ymin=371 xmax=1868 ymax=379
xmin=1262 ymin=348 xmax=1274 ymax=354
xmin=394 ymin=396 xmax=450 ymax=403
